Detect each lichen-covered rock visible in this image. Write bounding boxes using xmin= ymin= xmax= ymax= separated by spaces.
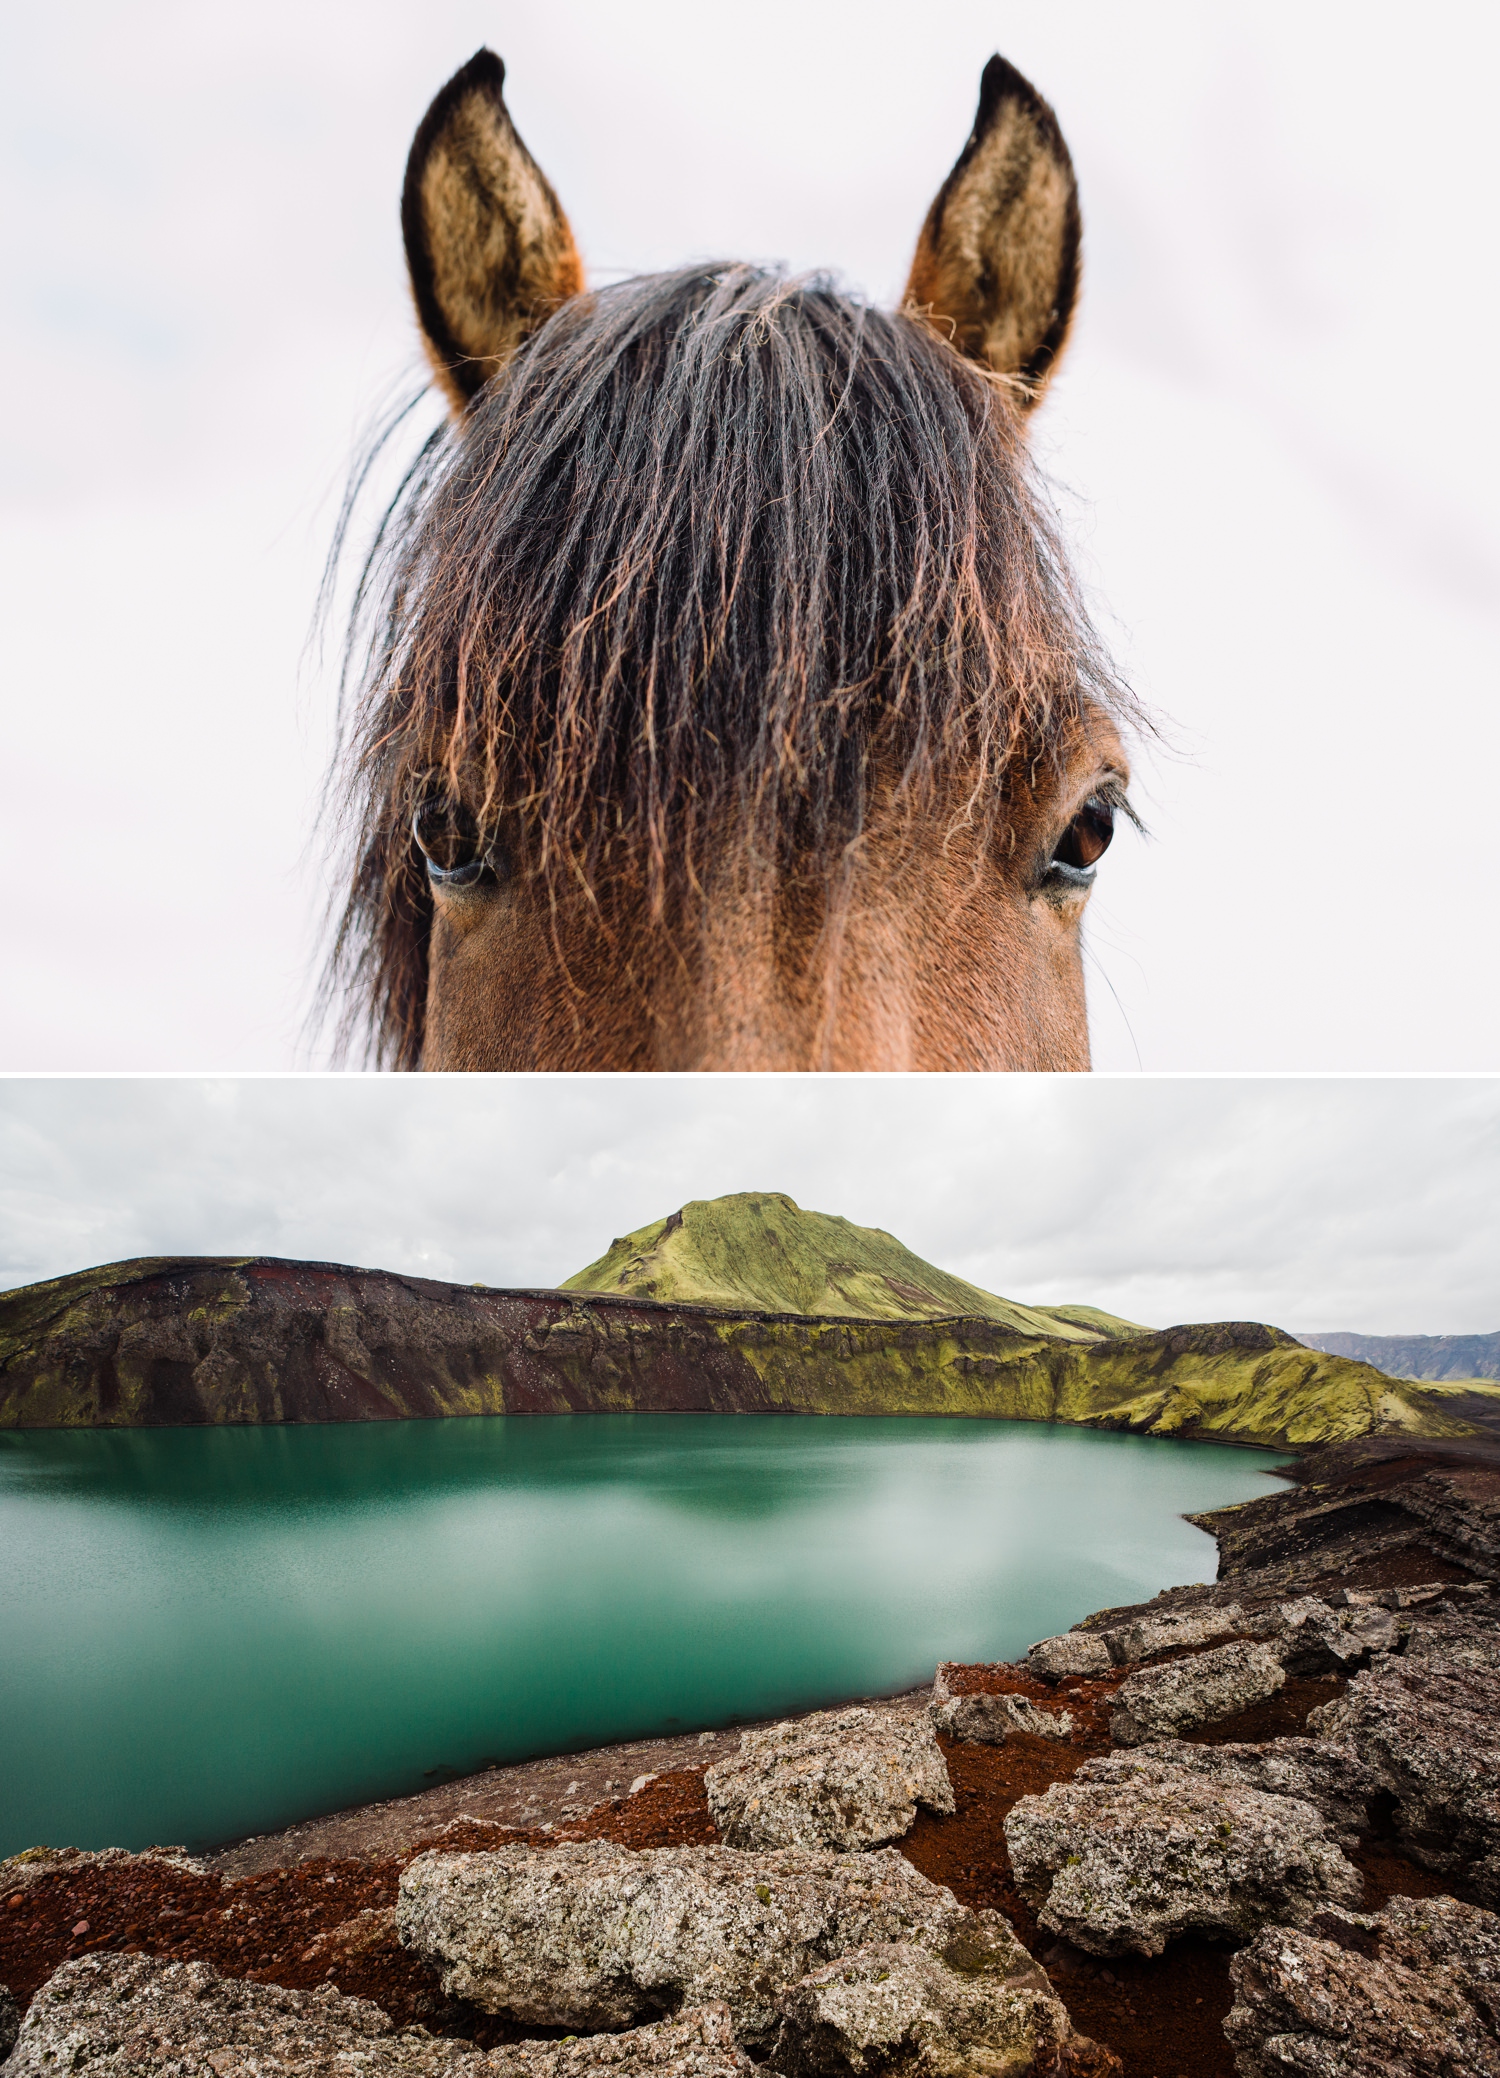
xmin=928 ymin=1693 xmax=1073 ymax=1746
xmin=485 ymin=2004 xmax=753 ymax=2078
xmin=1003 ymin=1770 xmax=1361 ymax=1957
xmin=772 ymin=1936 xmax=1119 ymax=2078
xmin=703 ymin=1709 xmax=953 ymax=1850
xmin=4 ymin=1952 xmax=481 ymax=2075
xmin=1025 ymin=1634 xmax=1111 ymax=1683
xmin=1108 ymin=1640 xmax=1285 ymax=1745
xmin=301 ymin=1903 xmax=400 ymax=1963
xmin=1401 ymin=1606 xmax=1500 ymax=1673
xmin=1102 ymin=1605 xmax=1243 ymax=1664
xmin=1307 ymin=1652 xmax=1500 ymax=1898
xmin=1239 ymin=1597 xmax=1397 ymax=1675
xmin=398 ymin=1840 xmax=988 ymax=2049
xmin=1 ymin=1981 xmax=18 ymax=2061
xmin=1224 ymin=1895 xmax=1500 ymax=2077
xmin=4 ymin=1954 xmax=756 ymax=2078
xmin=1075 ymin=1739 xmax=1376 ymax=1850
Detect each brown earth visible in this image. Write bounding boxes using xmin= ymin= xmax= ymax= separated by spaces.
xmin=0 ymin=1651 xmax=1453 ymax=2078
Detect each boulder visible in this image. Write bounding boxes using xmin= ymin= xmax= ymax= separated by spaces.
xmin=703 ymin=1709 xmax=953 ymax=1851
xmin=1108 ymin=1640 xmax=1285 ymax=1746
xmin=771 ymin=1936 xmax=1119 ymax=2078
xmin=1307 ymin=1652 xmax=1500 ymax=1899
xmin=928 ymin=1693 xmax=1073 ymax=1746
xmin=1102 ymin=1605 xmax=1243 ymax=1665
xmin=1076 ymin=1738 xmax=1376 ymax=1850
xmin=486 ymin=2004 xmax=754 ymax=2078
xmin=1025 ymin=1634 xmax=1111 ymax=1683
xmin=1003 ymin=1769 xmax=1360 ymax=1957
xmin=398 ymin=1840 xmax=994 ymax=2050
xmin=4 ymin=1952 xmax=481 ymax=2075
xmin=1 ymin=1981 xmax=17 ymax=2062
xmin=1238 ymin=1596 xmax=1397 ymax=1675
xmin=5 ymin=1955 xmax=756 ymax=2078
xmin=301 ymin=1903 xmax=400 ymax=1964
xmin=1225 ymin=1895 xmax=1500 ymax=2077
xmin=1401 ymin=1606 xmax=1500 ymax=1673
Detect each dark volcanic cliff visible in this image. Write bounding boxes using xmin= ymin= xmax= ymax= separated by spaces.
xmin=0 ymin=1258 xmax=799 ymax=1426
xmin=0 ymin=1255 xmax=1481 ymax=1450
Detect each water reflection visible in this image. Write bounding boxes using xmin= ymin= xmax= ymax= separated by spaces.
xmin=0 ymin=1416 xmax=1288 ymax=1857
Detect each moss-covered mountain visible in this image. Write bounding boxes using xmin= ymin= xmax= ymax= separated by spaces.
xmin=0 ymin=1255 xmax=1482 ymax=1449
xmin=561 ymin=1192 xmax=1147 ymax=1339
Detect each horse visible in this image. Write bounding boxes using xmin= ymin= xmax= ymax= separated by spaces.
xmin=325 ymin=50 xmax=1137 ymax=1071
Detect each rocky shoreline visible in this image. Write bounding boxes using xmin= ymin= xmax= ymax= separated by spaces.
xmin=4 ymin=1436 xmax=1499 ymax=2076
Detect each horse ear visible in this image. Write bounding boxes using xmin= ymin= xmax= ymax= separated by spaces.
xmin=904 ymin=55 xmax=1081 ymax=405
xmin=402 ymin=49 xmax=585 ymax=413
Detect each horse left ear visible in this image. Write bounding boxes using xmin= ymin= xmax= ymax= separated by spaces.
xmin=402 ymin=49 xmax=585 ymax=414
xmin=904 ymin=55 xmax=1081 ymax=405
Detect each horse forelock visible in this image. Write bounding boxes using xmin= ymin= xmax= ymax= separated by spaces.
xmin=321 ymin=262 xmax=1131 ymax=1067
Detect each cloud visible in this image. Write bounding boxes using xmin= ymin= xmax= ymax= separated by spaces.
xmin=0 ymin=1076 xmax=1494 ymax=1334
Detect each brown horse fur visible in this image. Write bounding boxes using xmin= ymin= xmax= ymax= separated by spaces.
xmin=323 ymin=54 xmax=1137 ymax=1070
xmin=905 ymin=54 xmax=1081 ymax=399
xmin=401 ymin=50 xmax=584 ymax=412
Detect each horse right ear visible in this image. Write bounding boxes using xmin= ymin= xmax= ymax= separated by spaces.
xmin=402 ymin=50 xmax=584 ymax=414
xmin=904 ymin=55 xmax=1081 ymax=406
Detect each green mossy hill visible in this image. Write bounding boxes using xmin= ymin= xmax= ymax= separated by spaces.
xmin=1050 ymin=1323 xmax=1478 ymax=1449
xmin=0 ymin=1256 xmax=1479 ymax=1451
xmin=560 ymin=1192 xmax=1143 ymax=1341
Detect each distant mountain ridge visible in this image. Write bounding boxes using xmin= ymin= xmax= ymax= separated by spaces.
xmin=1300 ymin=1331 xmax=1500 ymax=1382
xmin=560 ymin=1192 xmax=1148 ymax=1340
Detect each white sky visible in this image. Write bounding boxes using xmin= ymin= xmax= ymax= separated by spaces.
xmin=1 ymin=1076 xmax=1495 ymax=1335
xmin=1 ymin=1 xmax=1496 ymax=1071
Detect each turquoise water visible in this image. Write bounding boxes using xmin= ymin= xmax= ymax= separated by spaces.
xmin=0 ymin=1416 xmax=1288 ymax=1858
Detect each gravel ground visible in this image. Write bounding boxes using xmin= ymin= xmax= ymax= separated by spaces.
xmin=207 ymin=1691 xmax=933 ymax=1879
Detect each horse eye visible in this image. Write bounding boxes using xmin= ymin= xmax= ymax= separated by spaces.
xmin=1052 ymin=797 xmax=1115 ymax=872
xmin=411 ymin=802 xmax=495 ymax=888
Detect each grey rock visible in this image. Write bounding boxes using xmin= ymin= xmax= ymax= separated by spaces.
xmin=1003 ymin=1768 xmax=1360 ymax=1957
xmin=1025 ymin=1634 xmax=1111 ymax=1683
xmin=1307 ymin=1652 xmax=1500 ymax=1897
xmin=927 ymin=1693 xmax=1073 ymax=1746
xmin=1108 ymin=1640 xmax=1285 ymax=1746
xmin=771 ymin=1936 xmax=1118 ymax=2078
xmin=1256 ymin=1600 xmax=1397 ymax=1676
xmin=4 ymin=1954 xmax=755 ymax=2078
xmin=1401 ymin=1607 xmax=1500 ymax=1673
xmin=0 ymin=1982 xmax=17 ymax=2061
xmin=398 ymin=1840 xmax=1000 ymax=2050
xmin=1102 ymin=1605 xmax=1243 ymax=1665
xmin=1075 ymin=1739 xmax=1376 ymax=1850
xmin=703 ymin=1709 xmax=953 ymax=1851
xmin=301 ymin=1904 xmax=400 ymax=1964
xmin=4 ymin=1952 xmax=479 ymax=2075
xmin=483 ymin=2004 xmax=753 ymax=2078
xmin=1225 ymin=1894 xmax=1500 ymax=2076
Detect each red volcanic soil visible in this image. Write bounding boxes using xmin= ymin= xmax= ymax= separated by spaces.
xmin=0 ymin=1661 xmax=1462 ymax=2078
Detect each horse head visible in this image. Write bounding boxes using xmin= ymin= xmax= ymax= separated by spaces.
xmin=328 ymin=51 xmax=1136 ymax=1070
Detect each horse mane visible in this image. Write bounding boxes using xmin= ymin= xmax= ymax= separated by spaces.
xmin=320 ymin=264 xmax=1131 ymax=1067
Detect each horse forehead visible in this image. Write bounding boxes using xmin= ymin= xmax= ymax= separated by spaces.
xmin=1071 ymin=706 xmax=1128 ymax=781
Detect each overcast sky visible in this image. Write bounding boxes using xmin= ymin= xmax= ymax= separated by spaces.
xmin=1 ymin=1 xmax=1496 ymax=1072
xmin=1 ymin=1077 xmax=1494 ymax=1334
